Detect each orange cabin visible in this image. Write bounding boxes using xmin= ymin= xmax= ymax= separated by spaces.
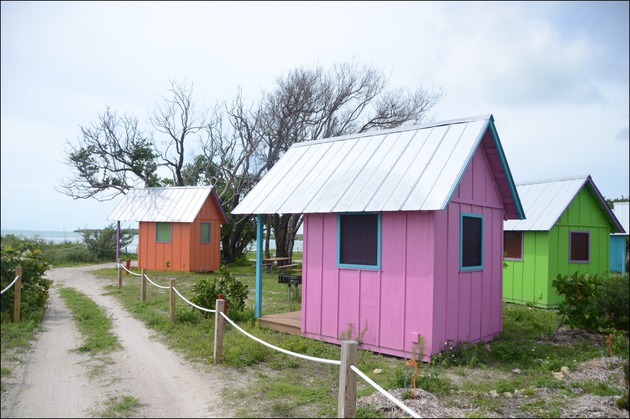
xmin=108 ymin=186 xmax=228 ymax=272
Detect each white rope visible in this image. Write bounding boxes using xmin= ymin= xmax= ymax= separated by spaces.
xmin=172 ymin=287 xmax=215 ymax=313
xmin=112 ymin=269 xmax=416 ymax=416
xmin=350 ymin=365 xmax=421 ymax=418
xmin=117 ymin=263 xmax=142 ymax=277
xmin=143 ymin=272 xmax=170 ymax=289
xmin=219 ymin=311 xmax=341 ymax=366
xmin=1 ymin=275 xmax=20 ymax=295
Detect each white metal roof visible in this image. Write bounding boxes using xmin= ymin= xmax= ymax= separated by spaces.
xmin=612 ymin=201 xmax=629 ymax=236
xmin=107 ymin=186 xmax=217 ymax=223
xmin=504 ymin=175 xmax=624 ymax=233
xmin=232 ymin=114 xmax=523 ymax=217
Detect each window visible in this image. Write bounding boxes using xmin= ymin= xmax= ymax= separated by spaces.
xmin=201 ymin=222 xmax=211 ymax=243
xmin=504 ymin=231 xmax=523 ymax=260
xmin=156 ymin=222 xmax=172 ymax=243
xmin=570 ymin=231 xmax=589 ymax=262
xmin=461 ymin=213 xmax=483 ymax=270
xmin=338 ymin=213 xmax=381 ymax=268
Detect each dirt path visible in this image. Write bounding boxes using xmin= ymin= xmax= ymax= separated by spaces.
xmin=1 ymin=264 xmax=239 ymax=418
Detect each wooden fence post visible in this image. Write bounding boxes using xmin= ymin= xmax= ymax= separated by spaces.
xmin=13 ymin=266 xmax=22 ymax=324
xmin=117 ymin=264 xmax=123 ymax=288
xmin=169 ymin=278 xmax=176 ymax=321
xmin=214 ymin=299 xmax=225 ymax=364
xmin=140 ymin=269 xmax=147 ymax=302
xmin=338 ymin=340 xmax=358 ymax=418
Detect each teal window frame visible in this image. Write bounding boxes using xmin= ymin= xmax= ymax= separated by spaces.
xmin=156 ymin=222 xmax=172 ymax=243
xmin=337 ymin=212 xmax=381 ymax=270
xmin=460 ymin=213 xmax=484 ymax=271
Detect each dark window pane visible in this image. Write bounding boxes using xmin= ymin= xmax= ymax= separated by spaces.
xmin=462 ymin=215 xmax=483 ymax=268
xmin=504 ymin=231 xmax=523 ymax=259
xmin=339 ymin=213 xmax=378 ymax=266
xmin=570 ymin=231 xmax=589 ymax=262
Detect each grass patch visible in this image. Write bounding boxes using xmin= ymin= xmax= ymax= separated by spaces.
xmin=90 ymin=394 xmax=142 ymax=418
xmin=58 ymin=286 xmax=122 ymax=354
xmin=87 ymin=263 xmax=628 ymax=417
xmin=3 ymin=258 xmax=627 ymax=418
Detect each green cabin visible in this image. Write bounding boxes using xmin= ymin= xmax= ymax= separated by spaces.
xmin=503 ymin=175 xmax=624 ymax=308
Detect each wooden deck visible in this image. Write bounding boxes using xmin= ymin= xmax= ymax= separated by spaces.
xmin=258 ymin=310 xmax=301 ymax=335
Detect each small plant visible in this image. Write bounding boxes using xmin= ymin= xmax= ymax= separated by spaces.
xmin=190 ymin=265 xmax=248 ymax=318
xmin=617 ymin=360 xmax=629 ymax=411
xmin=338 ymin=319 xmax=368 ymax=344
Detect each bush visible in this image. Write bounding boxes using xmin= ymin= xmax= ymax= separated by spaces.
xmin=552 ymin=271 xmax=629 ymax=332
xmin=79 ymin=223 xmax=134 ymax=262
xmin=190 ymin=265 xmax=249 ymax=318
xmin=1 ymin=236 xmax=52 ymax=322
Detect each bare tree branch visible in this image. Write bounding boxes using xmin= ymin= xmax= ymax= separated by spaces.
xmin=57 ymin=106 xmax=158 ymax=201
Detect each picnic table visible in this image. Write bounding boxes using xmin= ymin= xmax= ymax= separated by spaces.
xmin=262 ymin=257 xmax=294 ymax=273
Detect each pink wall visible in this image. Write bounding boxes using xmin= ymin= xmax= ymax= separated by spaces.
xmin=301 ymin=145 xmax=506 ymax=360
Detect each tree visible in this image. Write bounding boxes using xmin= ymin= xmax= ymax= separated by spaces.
xmin=254 ymin=62 xmax=443 ymax=259
xmin=150 ymin=79 xmax=207 ymax=186
xmin=58 ymin=106 xmax=159 ymax=201
xmin=60 ymin=63 xmax=443 ymax=262
xmin=189 ymin=91 xmax=264 ymax=261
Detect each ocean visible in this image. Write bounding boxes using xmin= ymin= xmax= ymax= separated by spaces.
xmin=1 ymin=229 xmax=139 ymax=253
xmin=0 ymin=229 xmax=302 ymax=254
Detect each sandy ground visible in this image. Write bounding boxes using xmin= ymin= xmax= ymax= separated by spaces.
xmin=1 ymin=263 xmax=239 ymax=418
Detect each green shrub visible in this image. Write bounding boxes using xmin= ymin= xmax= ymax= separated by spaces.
xmin=598 ymin=272 xmax=629 ymax=331
xmin=190 ymin=265 xmax=249 ymax=318
xmin=552 ymin=272 xmax=629 ymax=332
xmin=79 ymin=223 xmax=134 ymax=262
xmin=1 ymin=237 xmax=52 ymax=322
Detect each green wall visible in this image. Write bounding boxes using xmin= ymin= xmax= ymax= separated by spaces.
xmin=504 ymin=188 xmax=612 ymax=308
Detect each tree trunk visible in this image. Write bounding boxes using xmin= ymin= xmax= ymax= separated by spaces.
xmin=265 ymin=215 xmax=272 ymax=258
xmin=272 ymin=213 xmax=303 ymax=260
xmin=220 ymin=214 xmax=256 ymax=263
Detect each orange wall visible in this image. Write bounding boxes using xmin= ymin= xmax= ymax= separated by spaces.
xmin=137 ymin=195 xmax=223 ymax=272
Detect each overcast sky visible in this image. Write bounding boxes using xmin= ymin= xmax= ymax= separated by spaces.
xmin=1 ymin=1 xmax=628 ymax=232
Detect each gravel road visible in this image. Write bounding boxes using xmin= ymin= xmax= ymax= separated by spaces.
xmin=1 ymin=263 xmax=239 ymax=418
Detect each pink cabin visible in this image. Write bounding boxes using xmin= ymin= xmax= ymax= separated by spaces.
xmin=233 ymin=114 xmax=525 ymax=361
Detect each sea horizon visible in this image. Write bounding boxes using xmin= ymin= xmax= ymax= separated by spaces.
xmin=1 ymin=228 xmax=302 ymax=253
xmin=1 ymin=228 xmax=139 ymax=253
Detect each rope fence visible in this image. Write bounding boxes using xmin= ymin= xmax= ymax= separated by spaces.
xmin=1 ymin=266 xmax=22 ymax=323
xmin=115 ymin=262 xmax=422 ymax=418
xmin=1 ymin=274 xmax=20 ymax=295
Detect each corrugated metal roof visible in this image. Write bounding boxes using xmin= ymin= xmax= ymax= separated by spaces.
xmin=232 ymin=114 xmax=524 ymax=217
xmin=107 ymin=186 xmax=218 ymax=223
xmin=504 ymin=175 xmax=624 ymax=233
xmin=612 ymin=201 xmax=629 ymax=236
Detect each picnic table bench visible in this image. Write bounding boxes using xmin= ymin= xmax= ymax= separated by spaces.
xmin=278 ymin=273 xmax=302 ymax=300
xmin=263 ymin=257 xmax=292 ymax=273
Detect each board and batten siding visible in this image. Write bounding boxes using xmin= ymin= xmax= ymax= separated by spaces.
xmin=137 ymin=195 xmax=224 ymax=272
xmin=302 ymin=145 xmax=506 ymax=360
xmin=189 ymin=196 xmax=224 ymax=271
xmin=504 ymin=187 xmax=612 ymax=308
xmin=433 ymin=147 xmax=505 ymax=357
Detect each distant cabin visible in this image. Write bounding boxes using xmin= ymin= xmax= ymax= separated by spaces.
xmin=503 ymin=176 xmax=625 ymax=308
xmin=610 ymin=201 xmax=629 ymax=274
xmin=233 ymin=114 xmax=525 ymax=361
xmin=107 ymin=186 xmax=228 ymax=272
